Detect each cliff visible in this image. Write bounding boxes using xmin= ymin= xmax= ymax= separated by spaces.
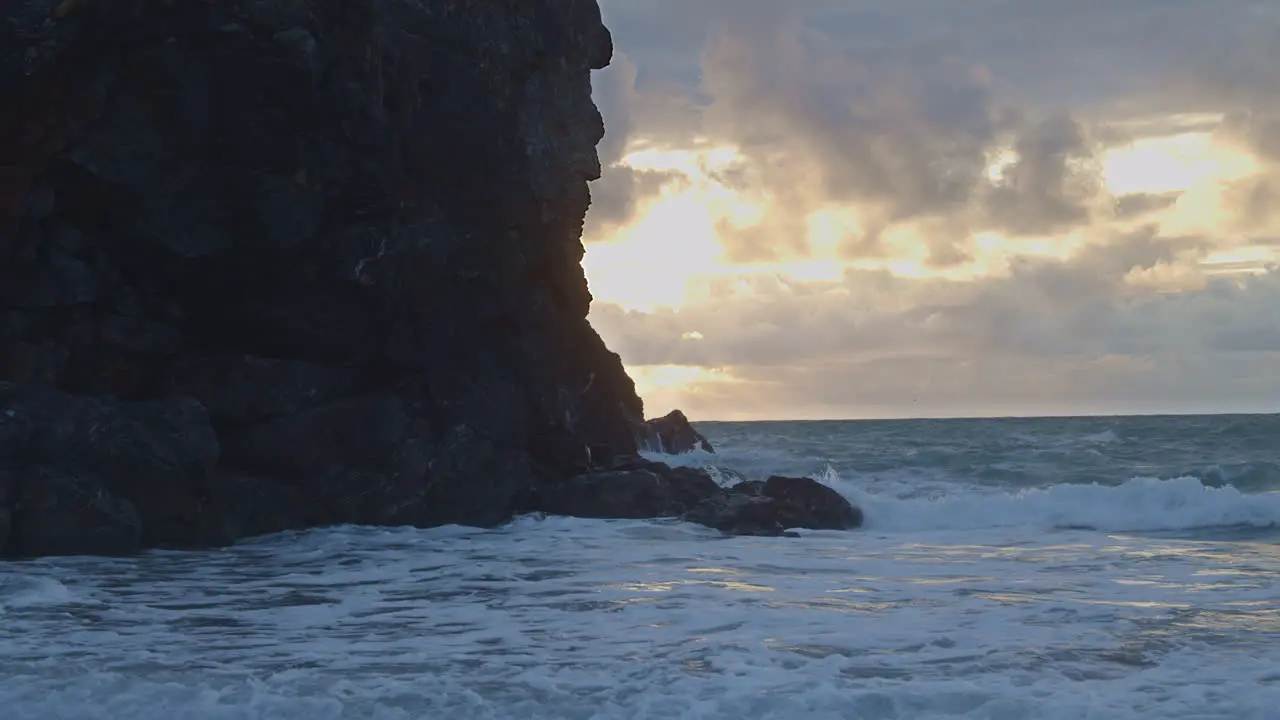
xmin=0 ymin=0 xmax=864 ymax=557
xmin=0 ymin=0 xmax=647 ymax=555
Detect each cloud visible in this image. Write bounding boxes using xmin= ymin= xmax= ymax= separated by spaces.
xmin=590 ymin=0 xmax=1140 ymax=263
xmin=663 ymin=350 xmax=1280 ymax=420
xmin=1213 ymin=111 xmax=1280 ymax=235
xmin=585 ymin=52 xmax=686 ymax=239
xmin=592 ymin=50 xmax=638 ymax=167
xmin=1113 ymin=192 xmax=1182 ymax=220
xmin=980 ymin=113 xmax=1102 ymax=236
xmin=592 ymin=256 xmax=1280 ymax=417
xmin=584 ymin=0 xmax=1280 ymax=417
xmin=696 ymin=3 xmax=1005 ymax=261
xmin=584 ymin=165 xmax=680 ymax=240
xmin=584 ymin=51 xmax=642 ymax=236
xmin=591 ymin=226 xmax=1229 ymax=369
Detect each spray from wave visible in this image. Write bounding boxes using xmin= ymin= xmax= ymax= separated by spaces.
xmin=826 ymin=471 xmax=1280 ymax=533
xmin=643 ymin=450 xmax=1280 ymax=534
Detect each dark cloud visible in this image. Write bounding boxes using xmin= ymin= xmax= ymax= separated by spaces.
xmin=1214 ymin=111 xmax=1280 ymax=233
xmin=584 ymin=167 xmax=681 ymax=240
xmin=697 ymin=4 xmax=1004 ymax=260
xmin=591 ymin=0 xmax=1159 ymax=262
xmin=584 ymin=51 xmax=688 ymax=240
xmin=980 ymin=114 xmax=1101 ymax=236
xmin=1113 ymin=192 xmax=1182 ymax=220
xmin=585 ymin=0 xmax=1280 ymax=416
xmin=584 ymin=51 xmax=641 ymax=237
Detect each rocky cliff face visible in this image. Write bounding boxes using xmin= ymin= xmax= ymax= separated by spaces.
xmin=0 ymin=0 xmax=647 ymax=555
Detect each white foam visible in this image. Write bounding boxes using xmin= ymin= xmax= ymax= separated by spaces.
xmin=3 ymin=423 xmax=1278 ymax=718
xmin=1 ymin=519 xmax=1277 ymax=719
xmin=0 ymin=576 xmax=74 ymax=610
xmin=821 ymin=470 xmax=1280 ymax=533
xmin=641 ymin=448 xmax=722 ymax=467
xmin=646 ymin=448 xmax=1280 ymax=534
xmin=1079 ymin=429 xmax=1121 ymax=444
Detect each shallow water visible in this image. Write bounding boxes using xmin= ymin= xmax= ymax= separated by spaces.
xmin=3 ymin=415 xmax=1279 ymax=719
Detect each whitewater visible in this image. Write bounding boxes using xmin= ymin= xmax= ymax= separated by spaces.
xmin=3 ymin=415 xmax=1279 ymax=719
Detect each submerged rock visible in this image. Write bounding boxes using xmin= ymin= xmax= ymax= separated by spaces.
xmin=637 ymin=409 xmax=715 ymax=454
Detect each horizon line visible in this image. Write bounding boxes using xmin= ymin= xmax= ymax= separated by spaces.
xmin=689 ymin=409 xmax=1280 ymax=423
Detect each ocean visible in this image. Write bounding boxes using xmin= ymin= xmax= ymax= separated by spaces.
xmin=3 ymin=414 xmax=1279 ymax=719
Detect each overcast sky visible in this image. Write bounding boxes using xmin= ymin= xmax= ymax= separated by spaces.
xmin=582 ymin=0 xmax=1280 ymax=420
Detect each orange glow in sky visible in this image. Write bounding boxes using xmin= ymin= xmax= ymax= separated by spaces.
xmin=582 ymin=115 xmax=1280 ymax=417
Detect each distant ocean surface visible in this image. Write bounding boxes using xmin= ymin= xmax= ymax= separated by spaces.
xmin=3 ymin=415 xmax=1280 ymax=719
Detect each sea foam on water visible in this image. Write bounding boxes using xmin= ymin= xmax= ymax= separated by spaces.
xmin=2 ymin=415 xmax=1278 ymax=719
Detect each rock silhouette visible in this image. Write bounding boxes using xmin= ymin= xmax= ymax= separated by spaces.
xmin=638 ymin=409 xmax=715 ymax=454
xmin=0 ymin=0 xmax=861 ymax=557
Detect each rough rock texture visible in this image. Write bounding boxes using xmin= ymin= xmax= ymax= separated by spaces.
xmin=0 ymin=0 xmax=650 ymax=556
xmin=637 ymin=409 xmax=714 ymax=454
xmin=532 ymin=463 xmax=721 ymax=520
xmin=525 ymin=460 xmax=864 ymax=537
xmin=0 ymin=383 xmax=214 ymax=555
xmin=0 ymin=0 xmax=865 ymax=556
xmin=699 ymin=476 xmax=866 ymax=535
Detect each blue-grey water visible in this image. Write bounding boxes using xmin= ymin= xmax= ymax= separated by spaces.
xmin=2 ymin=415 xmax=1279 ymax=719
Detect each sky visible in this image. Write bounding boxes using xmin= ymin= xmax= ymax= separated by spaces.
xmin=581 ymin=0 xmax=1280 ymax=421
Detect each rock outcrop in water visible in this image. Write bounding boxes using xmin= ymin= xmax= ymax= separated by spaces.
xmin=636 ymin=409 xmax=714 ymax=454
xmin=0 ymin=0 xmax=861 ymax=557
xmin=524 ymin=459 xmax=862 ymax=537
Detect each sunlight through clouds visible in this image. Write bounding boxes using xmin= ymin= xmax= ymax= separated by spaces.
xmin=585 ymin=0 xmax=1280 ymax=418
xmin=1100 ymin=129 xmax=1259 ymax=196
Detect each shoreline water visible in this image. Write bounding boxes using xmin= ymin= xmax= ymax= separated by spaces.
xmin=3 ymin=414 xmax=1278 ymax=719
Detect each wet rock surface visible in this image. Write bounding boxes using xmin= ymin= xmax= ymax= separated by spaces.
xmin=706 ymin=475 xmax=865 ymax=535
xmin=527 ymin=460 xmax=864 ymax=537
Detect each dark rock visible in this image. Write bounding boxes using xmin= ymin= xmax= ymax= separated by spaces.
xmin=0 ymin=0 xmax=647 ymax=556
xmin=0 ymin=383 xmax=226 ymax=554
xmin=638 ymin=409 xmax=715 ymax=454
xmin=218 ymin=472 xmax=327 ymax=539
xmin=664 ymin=466 xmax=725 ymax=511
xmin=534 ymin=465 xmax=722 ymax=519
xmin=536 ymin=470 xmax=671 ymax=519
xmin=7 ymin=467 xmax=142 ymax=557
xmin=528 ymin=463 xmax=864 ymax=538
xmin=162 ymin=354 xmax=364 ymax=424
xmin=0 ymin=0 xmax=860 ymax=556
xmin=217 ymin=392 xmax=450 ymax=528
xmin=685 ymin=493 xmax=803 ymax=538
xmin=740 ymin=475 xmax=864 ymax=530
xmin=687 ymin=475 xmax=863 ymax=537
xmin=0 ymin=466 xmax=11 ymax=556
xmin=757 ymin=475 xmax=864 ymax=530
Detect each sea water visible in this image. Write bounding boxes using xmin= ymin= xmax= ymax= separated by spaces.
xmin=3 ymin=415 xmax=1279 ymax=719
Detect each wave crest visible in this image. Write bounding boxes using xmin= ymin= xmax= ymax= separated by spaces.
xmin=824 ymin=470 xmax=1280 ymax=533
